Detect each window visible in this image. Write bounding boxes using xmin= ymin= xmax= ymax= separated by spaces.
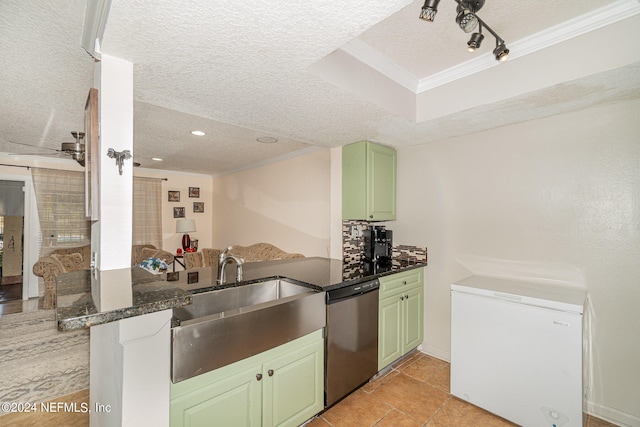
xmin=31 ymin=168 xmax=90 ymax=255
xmin=132 ymin=177 xmax=162 ymax=248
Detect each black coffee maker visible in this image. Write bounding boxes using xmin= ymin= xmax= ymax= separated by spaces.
xmin=363 ymin=226 xmax=393 ymax=264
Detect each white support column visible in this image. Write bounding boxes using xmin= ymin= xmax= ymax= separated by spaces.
xmin=90 ymin=309 xmax=172 ymax=427
xmin=91 ymin=53 xmax=134 ymax=270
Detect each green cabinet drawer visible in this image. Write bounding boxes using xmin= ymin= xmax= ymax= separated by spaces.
xmin=379 ymin=268 xmax=423 ymax=300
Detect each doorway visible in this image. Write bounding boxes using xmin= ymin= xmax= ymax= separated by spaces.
xmin=0 ymin=180 xmax=25 ymax=304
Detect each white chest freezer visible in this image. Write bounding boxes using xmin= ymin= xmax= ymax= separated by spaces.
xmin=450 ymin=276 xmax=587 ymax=427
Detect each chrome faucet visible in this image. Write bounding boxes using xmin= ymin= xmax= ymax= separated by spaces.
xmin=217 ymin=246 xmax=245 ymax=285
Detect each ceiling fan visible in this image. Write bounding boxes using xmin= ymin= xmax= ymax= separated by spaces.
xmin=7 ymin=131 xmax=86 ymax=166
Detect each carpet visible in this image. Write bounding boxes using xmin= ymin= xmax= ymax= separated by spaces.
xmin=0 ymin=309 xmax=89 ymax=414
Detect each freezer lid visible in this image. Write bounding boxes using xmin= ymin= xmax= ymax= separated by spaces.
xmin=451 ymin=276 xmax=587 ymax=314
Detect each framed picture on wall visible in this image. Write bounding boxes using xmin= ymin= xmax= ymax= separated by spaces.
xmin=193 ymin=202 xmax=204 ymax=213
xmin=168 ymin=191 xmax=180 ymax=202
xmin=173 ymin=207 xmax=185 ymax=218
xmin=188 ymin=271 xmax=199 ymax=284
xmin=189 ymin=187 xmax=200 ymax=198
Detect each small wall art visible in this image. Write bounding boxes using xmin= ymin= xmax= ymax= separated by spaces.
xmin=193 ymin=202 xmax=204 ymax=213
xmin=168 ymin=190 xmax=180 ymax=202
xmin=188 ymin=271 xmax=199 ymax=284
xmin=173 ymin=207 xmax=185 ymax=218
xmin=189 ymin=187 xmax=200 ymax=198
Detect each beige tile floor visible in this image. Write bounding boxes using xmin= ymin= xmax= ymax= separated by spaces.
xmin=308 ymin=352 xmax=617 ymax=427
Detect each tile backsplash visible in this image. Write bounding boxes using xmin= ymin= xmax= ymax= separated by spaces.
xmin=342 ymin=220 xmax=427 ymax=264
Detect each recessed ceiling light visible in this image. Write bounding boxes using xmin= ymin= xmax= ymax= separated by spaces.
xmin=191 ymin=130 xmax=206 ymax=136
xmin=256 ymin=136 xmax=278 ymax=144
xmin=152 ymin=157 xmax=163 ymax=161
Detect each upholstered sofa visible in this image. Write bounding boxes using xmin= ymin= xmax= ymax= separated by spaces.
xmin=33 ymin=244 xmax=174 ymax=309
xmin=183 ymin=243 xmax=304 ymax=270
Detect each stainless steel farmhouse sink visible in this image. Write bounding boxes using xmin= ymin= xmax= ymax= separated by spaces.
xmin=171 ymin=278 xmax=326 ymax=383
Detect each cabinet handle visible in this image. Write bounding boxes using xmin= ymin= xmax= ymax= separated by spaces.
xmin=400 ymin=296 xmax=405 ymax=301
xmin=256 ymin=373 xmax=263 ymax=381
xmin=402 ymin=280 xmax=407 ymax=285
xmin=405 ymin=294 xmax=409 ymax=299
xmin=267 ymin=369 xmax=274 ymax=377
xmin=369 ymin=215 xmax=373 ymax=219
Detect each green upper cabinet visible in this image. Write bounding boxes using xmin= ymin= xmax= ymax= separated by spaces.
xmin=342 ymin=140 xmax=397 ymax=221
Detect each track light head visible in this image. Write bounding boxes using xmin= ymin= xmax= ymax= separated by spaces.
xmin=456 ymin=7 xmax=478 ymax=33
xmin=493 ymin=42 xmax=510 ymax=62
xmin=419 ymin=0 xmax=440 ymax=22
xmin=467 ymin=32 xmax=484 ymax=52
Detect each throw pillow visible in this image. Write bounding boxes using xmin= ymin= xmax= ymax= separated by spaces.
xmin=51 ymin=253 xmax=84 ymax=273
xmin=140 ymin=247 xmax=160 ymax=262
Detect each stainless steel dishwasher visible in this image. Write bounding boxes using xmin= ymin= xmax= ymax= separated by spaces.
xmin=325 ymin=279 xmax=379 ymax=407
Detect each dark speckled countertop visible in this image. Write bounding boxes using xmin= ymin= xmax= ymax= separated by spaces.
xmin=56 ymin=256 xmax=426 ymax=331
xmin=56 ymin=268 xmax=192 ymax=331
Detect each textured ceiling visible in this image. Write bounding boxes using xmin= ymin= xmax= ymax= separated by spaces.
xmin=0 ymin=0 xmax=639 ymax=175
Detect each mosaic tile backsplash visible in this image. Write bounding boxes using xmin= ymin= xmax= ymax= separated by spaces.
xmin=342 ymin=220 xmax=427 ymax=264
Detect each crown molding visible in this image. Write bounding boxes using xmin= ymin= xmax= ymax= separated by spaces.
xmin=339 ymin=0 xmax=640 ymax=95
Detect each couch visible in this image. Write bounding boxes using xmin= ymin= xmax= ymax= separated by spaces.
xmin=33 ymin=244 xmax=174 ymax=309
xmin=183 ymin=243 xmax=304 ymax=270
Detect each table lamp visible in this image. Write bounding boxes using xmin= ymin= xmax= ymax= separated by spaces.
xmin=176 ymin=219 xmax=196 ymax=251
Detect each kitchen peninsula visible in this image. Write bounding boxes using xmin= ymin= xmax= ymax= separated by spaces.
xmin=55 ymin=256 xmax=426 ymax=426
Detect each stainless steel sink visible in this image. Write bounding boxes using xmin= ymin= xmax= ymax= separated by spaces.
xmin=173 ymin=279 xmax=316 ymax=322
xmin=171 ymin=278 xmax=326 ymax=383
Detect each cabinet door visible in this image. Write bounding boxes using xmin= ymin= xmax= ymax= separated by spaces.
xmin=342 ymin=141 xmax=368 ymax=220
xmin=368 ymin=143 xmax=396 ymax=221
xmin=170 ymin=363 xmax=262 ymax=427
xmin=262 ymin=338 xmax=324 ymax=427
xmin=403 ymin=286 xmax=424 ymax=352
xmin=378 ymin=295 xmax=403 ymax=371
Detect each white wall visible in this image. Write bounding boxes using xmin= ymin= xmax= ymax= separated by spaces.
xmin=211 ymin=148 xmax=331 ymax=257
xmin=136 ymin=168 xmax=213 ymax=254
xmin=389 ymin=99 xmax=640 ymax=425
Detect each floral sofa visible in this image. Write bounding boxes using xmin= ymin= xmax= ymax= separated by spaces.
xmin=33 ymin=244 xmax=174 ymax=309
xmin=183 ymin=243 xmax=304 ymax=270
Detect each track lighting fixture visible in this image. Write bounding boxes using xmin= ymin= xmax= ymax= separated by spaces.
xmin=419 ymin=0 xmax=440 ymax=22
xmin=419 ymin=0 xmax=509 ymax=62
xmin=467 ymin=24 xmax=484 ymax=52
xmin=493 ymin=41 xmax=509 ymax=62
xmin=455 ymin=4 xmax=479 ymax=33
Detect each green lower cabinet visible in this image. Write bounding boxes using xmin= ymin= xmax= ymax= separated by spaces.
xmin=378 ymin=294 xmax=403 ymax=369
xmin=262 ymin=337 xmax=324 ymax=427
xmin=378 ymin=269 xmax=424 ymax=371
xmin=403 ymin=286 xmax=424 ymax=352
xmin=171 ymin=329 xmax=324 ymax=427
xmin=170 ymin=361 xmax=262 ymax=426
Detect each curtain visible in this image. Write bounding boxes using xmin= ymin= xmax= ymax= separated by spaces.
xmin=31 ymin=168 xmax=90 ymax=256
xmin=132 ymin=177 xmax=162 ymax=248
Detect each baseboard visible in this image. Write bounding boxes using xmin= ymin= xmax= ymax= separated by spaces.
xmin=586 ymin=400 xmax=640 ymax=427
xmin=419 ymin=343 xmax=450 ymax=363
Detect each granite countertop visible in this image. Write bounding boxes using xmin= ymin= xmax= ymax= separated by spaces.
xmin=174 ymin=257 xmax=427 ymax=294
xmin=56 ymin=256 xmax=426 ymax=331
xmin=56 ymin=268 xmax=192 ymax=331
